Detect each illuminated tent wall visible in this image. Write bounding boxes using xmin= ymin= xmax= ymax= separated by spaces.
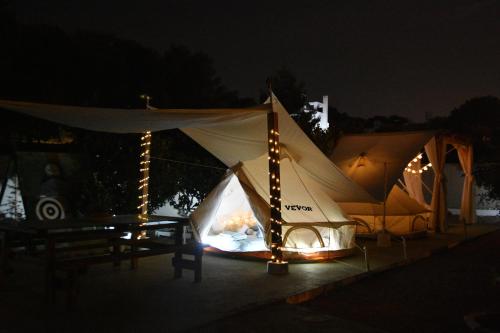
xmin=331 ymin=131 xmax=475 ymax=233
xmin=192 ymin=149 xmax=356 ymax=253
xmin=0 ymin=97 xmax=374 ymax=254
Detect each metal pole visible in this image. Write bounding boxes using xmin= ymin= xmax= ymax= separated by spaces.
xmin=363 ymin=245 xmax=370 ymax=272
xmin=401 ymin=236 xmax=407 ymax=260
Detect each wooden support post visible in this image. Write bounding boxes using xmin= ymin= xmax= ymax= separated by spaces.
xmin=45 ymin=236 xmax=56 ymax=303
xmin=0 ymin=230 xmax=10 ymax=278
xmin=138 ymin=130 xmax=151 ymax=223
xmin=266 ymin=90 xmax=288 ymax=275
xmin=135 ymin=94 xmax=152 ymax=268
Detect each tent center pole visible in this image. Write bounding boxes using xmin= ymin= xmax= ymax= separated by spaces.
xmin=266 ymin=91 xmax=288 ymax=275
xmin=138 ymin=95 xmax=152 ymax=233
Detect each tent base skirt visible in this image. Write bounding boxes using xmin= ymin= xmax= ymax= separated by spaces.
xmin=204 ymin=247 xmax=355 ymax=263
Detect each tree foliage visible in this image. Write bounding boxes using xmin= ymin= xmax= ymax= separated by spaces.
xmin=444 ymin=96 xmax=500 ymax=200
xmin=0 ymin=16 xmax=246 ymax=216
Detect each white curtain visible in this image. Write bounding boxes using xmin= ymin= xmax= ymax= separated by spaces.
xmin=454 ymin=144 xmax=476 ymax=224
xmin=403 ymin=159 xmax=428 ymax=208
xmin=425 ymin=137 xmax=447 ymax=232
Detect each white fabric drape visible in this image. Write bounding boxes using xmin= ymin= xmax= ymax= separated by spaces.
xmin=425 ymin=137 xmax=447 ymax=231
xmin=454 ymin=144 xmax=476 ymax=224
xmin=403 ymin=159 xmax=428 ymax=208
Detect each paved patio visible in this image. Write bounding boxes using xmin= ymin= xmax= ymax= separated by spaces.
xmin=0 ymin=223 xmax=498 ymax=333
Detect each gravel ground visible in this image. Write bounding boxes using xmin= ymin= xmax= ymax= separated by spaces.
xmin=193 ymin=229 xmax=500 ymax=333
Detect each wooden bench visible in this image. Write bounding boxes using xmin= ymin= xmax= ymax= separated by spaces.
xmin=52 ymin=239 xmax=204 ymax=308
xmin=45 ymin=229 xmax=204 ymax=307
xmin=0 ymin=216 xmax=204 ymax=308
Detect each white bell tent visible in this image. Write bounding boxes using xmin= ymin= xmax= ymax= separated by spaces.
xmin=192 ymin=150 xmax=357 ymax=253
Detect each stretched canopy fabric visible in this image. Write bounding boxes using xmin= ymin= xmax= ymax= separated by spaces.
xmin=330 ymin=131 xmax=435 ymax=202
xmin=0 ymin=100 xmax=270 ymax=133
xmin=183 ymin=96 xmax=375 ymax=204
xmin=0 ymin=97 xmax=374 ymax=204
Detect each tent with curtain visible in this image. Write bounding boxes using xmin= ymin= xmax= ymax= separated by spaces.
xmin=331 ymin=131 xmax=475 ymax=234
xmin=0 ymin=96 xmax=374 ymax=255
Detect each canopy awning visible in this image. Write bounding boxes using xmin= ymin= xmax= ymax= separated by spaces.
xmin=0 ymin=99 xmax=270 ymax=133
xmin=0 ymin=96 xmax=376 ymax=204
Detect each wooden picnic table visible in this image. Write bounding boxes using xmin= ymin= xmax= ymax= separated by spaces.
xmin=0 ymin=214 xmax=203 ymax=306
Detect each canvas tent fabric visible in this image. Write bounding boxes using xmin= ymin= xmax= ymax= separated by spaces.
xmin=338 ymin=185 xmax=430 ymax=235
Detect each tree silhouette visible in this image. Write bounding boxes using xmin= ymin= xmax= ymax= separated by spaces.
xmin=0 ymin=17 xmax=249 ymax=216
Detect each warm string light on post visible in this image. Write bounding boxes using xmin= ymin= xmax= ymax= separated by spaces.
xmin=268 ymin=123 xmax=283 ymax=264
xmin=138 ymin=131 xmax=151 ymax=220
xmin=137 ymin=94 xmax=152 ymax=239
xmin=266 ymin=81 xmax=288 ymax=275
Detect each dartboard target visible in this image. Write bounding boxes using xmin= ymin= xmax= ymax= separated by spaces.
xmin=35 ymin=197 xmax=65 ymax=220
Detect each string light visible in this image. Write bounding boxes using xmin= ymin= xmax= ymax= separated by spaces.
xmin=137 ymin=129 xmax=152 ymax=235
xmin=405 ymin=153 xmax=432 ymax=174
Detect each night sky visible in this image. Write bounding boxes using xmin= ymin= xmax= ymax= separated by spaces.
xmin=12 ymin=0 xmax=500 ymax=121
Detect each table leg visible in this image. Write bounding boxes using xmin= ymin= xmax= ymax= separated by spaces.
xmin=112 ymin=243 xmax=121 ymax=268
xmin=45 ymin=237 xmax=56 ymax=303
xmin=0 ymin=231 xmax=12 ymax=278
xmin=173 ymin=224 xmax=183 ymax=279
xmin=130 ymin=231 xmax=138 ymax=270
